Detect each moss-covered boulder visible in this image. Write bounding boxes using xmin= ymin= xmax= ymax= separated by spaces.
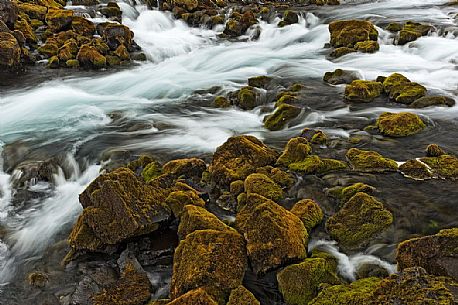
xmin=45 ymin=8 xmax=73 ymax=31
xmin=289 ymin=155 xmax=347 ymax=175
xmin=382 ymin=73 xmax=410 ymax=93
xmin=170 ymin=229 xmax=247 ymax=299
xmin=177 ymin=205 xmax=232 ymax=240
xmin=141 ymin=160 xmax=162 ymax=182
xmin=244 ymin=173 xmax=283 ymax=202
xmin=290 ymin=199 xmax=324 ymax=232
xmin=385 ymin=22 xmax=402 ymax=32
xmin=426 ymin=144 xmax=446 ymax=157
xmin=354 ymin=40 xmax=379 ymax=53
xmin=167 ymin=288 xmax=218 ymax=305
xmin=329 ymin=47 xmax=356 ymax=58
xmin=256 ymin=166 xmax=295 ymax=188
xmin=326 ymin=192 xmax=393 ymax=249
xmin=277 ymin=137 xmax=312 ymax=166
xmin=236 ymin=86 xmax=260 ymax=110
xmin=0 ymin=32 xmax=21 ymax=69
xmin=398 ymin=21 xmax=432 ymax=45
xmin=18 ymin=3 xmax=47 ymax=21
xmin=214 ymin=95 xmax=231 ymax=108
xmin=323 ymin=69 xmax=361 ymax=85
xmin=277 ymin=258 xmax=341 ymax=305
xmin=248 ymin=75 xmax=272 ymax=89
xmin=329 ymin=20 xmax=378 ymax=48
xmin=397 ymin=228 xmax=458 ymax=280
xmin=72 ymin=16 xmax=95 ymax=36
xmin=98 ymin=22 xmax=133 ymax=50
xmin=227 ymin=286 xmax=260 ymax=305
xmin=0 ymin=0 xmax=18 ymax=28
xmin=76 ymin=44 xmax=106 ymax=69
xmin=163 ymin=157 xmax=206 ymax=180
xmin=330 ymin=182 xmax=376 ymax=204
xmin=346 ymin=148 xmax=398 ymax=172
xmin=410 ymin=95 xmax=455 ymax=108
xmin=382 ymin=73 xmax=426 ymax=104
xmin=399 ymin=159 xmax=432 ymax=180
xmin=376 ymin=112 xmax=425 ymax=137
xmin=68 ymin=168 xmax=171 ymax=252
xmin=209 ymin=135 xmax=278 ymax=188
xmin=165 ymin=184 xmax=205 ymax=217
xmin=92 ymin=258 xmax=152 ymax=305
xmin=236 ymin=193 xmax=308 ymax=274
xmin=344 ymin=80 xmax=383 ymax=102
xmin=264 ymin=104 xmax=302 ymax=131
xmin=419 ymin=155 xmax=458 ymax=180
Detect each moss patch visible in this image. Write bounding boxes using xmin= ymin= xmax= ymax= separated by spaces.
xmin=346 ymin=148 xmax=398 ymax=172
xmin=264 ymin=103 xmax=302 ymax=131
xmin=277 ymin=137 xmax=312 ymax=166
xmin=178 ymin=205 xmax=232 ymax=240
xmin=289 ymin=155 xmax=347 ymax=175
xmin=420 ymin=155 xmax=458 ymax=180
xmin=376 ymin=112 xmax=425 ymax=137
xmin=399 ymin=159 xmax=432 ymax=180
xmin=290 ymin=199 xmax=324 ymax=232
xmin=244 ymin=173 xmax=283 ymax=202
xmin=344 ymin=80 xmax=383 ymax=102
xmin=227 ymin=286 xmax=260 ymax=305
xmin=329 ymin=20 xmax=378 ymax=48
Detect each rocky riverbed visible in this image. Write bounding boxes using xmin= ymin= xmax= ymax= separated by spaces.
xmin=1 ymin=0 xmax=458 ymax=304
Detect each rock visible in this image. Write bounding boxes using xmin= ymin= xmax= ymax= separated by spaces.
xmin=277 ymin=258 xmax=341 ymax=305
xmin=0 ymin=32 xmax=21 ymax=69
xmin=346 ymin=148 xmax=398 ymax=172
xmin=399 ymin=159 xmax=432 ymax=180
xmin=329 ymin=47 xmax=355 ymax=58
xmin=166 ymin=184 xmax=205 ymax=217
xmin=223 ymin=18 xmax=244 ymax=37
xmin=98 ymin=23 xmax=133 ymax=50
xmin=248 ymin=75 xmax=272 ymax=89
xmin=72 ymin=0 xmax=99 ymax=5
xmin=236 ymin=193 xmax=308 ymax=274
xmin=397 ymin=228 xmax=458 ymax=280
xmin=72 ymin=16 xmax=95 ymax=37
xmin=92 ymin=257 xmax=152 ymax=305
xmin=14 ymin=18 xmax=36 ymax=43
xmin=166 ymin=288 xmax=218 ymax=305
xmin=354 ymin=40 xmax=379 ymax=53
xmin=38 ymin=41 xmax=59 ymax=57
xmin=419 ymin=155 xmax=458 ymax=180
xmin=382 ymin=73 xmax=426 ymax=104
xmin=376 ymin=112 xmax=425 ymax=137
xmin=344 ymin=80 xmax=383 ymax=102
xmin=410 ymin=95 xmax=455 ymax=108
xmin=426 ymin=144 xmax=446 ymax=157
xmin=209 ymin=135 xmax=278 ymax=188
xmin=66 ymin=58 xmax=79 ymax=67
xmin=236 ymin=86 xmax=260 ymax=110
xmin=288 ymin=155 xmax=347 ymax=175
xmin=141 ymin=160 xmax=162 ymax=182
xmin=281 ymin=10 xmax=298 ymax=26
xmin=255 ymin=166 xmax=294 ymax=188
xmin=18 ymin=3 xmax=47 ymax=21
xmin=127 ymin=155 xmax=155 ymax=175
xmin=264 ymin=103 xmax=302 ymax=131
xmin=277 ymin=137 xmax=312 ymax=166
xmin=326 ymin=192 xmax=393 ymax=249
xmin=329 ymin=182 xmax=375 ymax=204
xmin=162 ymin=157 xmax=206 ymax=180
xmin=398 ymin=21 xmax=432 ymax=45
xmin=227 ymin=286 xmax=260 ymax=305
xmin=76 ymin=44 xmax=106 ymax=69
xmin=229 ymin=180 xmax=244 ymax=196
xmin=68 ymin=167 xmax=171 ymax=252
xmin=0 ymin=0 xmax=18 ymax=28
xmin=27 ymin=271 xmax=49 ymax=288
xmin=385 ymin=22 xmax=402 ymax=32
xmin=114 ymin=44 xmax=129 ymax=60
xmin=290 ymin=199 xmax=324 ymax=232
xmin=329 ymin=20 xmax=378 ymax=48
xmin=382 ymin=73 xmax=410 ymax=94
xmin=177 ymin=205 xmax=231 ymax=240
xmin=214 ymin=95 xmax=231 ymax=108
xmin=170 ymin=229 xmax=247 ymax=298
xmin=100 ymin=2 xmax=122 ymax=20
xmin=58 ymin=39 xmax=78 ymax=61
xmin=355 ymin=263 xmax=390 ymax=279
xmin=244 ymin=173 xmax=283 ymax=202
xmin=45 ymin=8 xmax=73 ymax=32
xmin=323 ymin=69 xmax=361 ymax=85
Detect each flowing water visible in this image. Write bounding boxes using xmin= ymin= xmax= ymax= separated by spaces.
xmin=0 ymin=0 xmax=457 ymax=303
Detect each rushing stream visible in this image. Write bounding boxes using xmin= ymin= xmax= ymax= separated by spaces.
xmin=0 ymin=0 xmax=457 ymax=303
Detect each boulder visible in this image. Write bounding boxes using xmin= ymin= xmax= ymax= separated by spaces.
xmin=426 ymin=144 xmax=446 ymax=157
xmin=329 ymin=182 xmax=375 ymax=204
xmin=227 ymin=286 xmax=260 ymax=305
xmin=244 ymin=173 xmax=283 ymax=202
xmin=45 ymin=8 xmax=73 ymax=32
xmin=397 ymin=228 xmax=458 ymax=280
xmin=344 ymin=80 xmax=383 ymax=102
xmin=326 ymin=192 xmax=393 ymax=249
xmin=235 ymin=86 xmax=260 ymax=110
xmin=323 ymin=69 xmax=361 ymax=85
xmin=410 ymin=95 xmax=455 ymax=108
xmin=382 ymin=73 xmax=426 ymax=104
xmin=346 ymin=148 xmax=398 ymax=172
xmin=236 ymin=193 xmax=308 ymax=274
xmin=399 ymin=159 xmax=432 ymax=180
xmin=72 ymin=16 xmax=95 ymax=37
xmin=0 ymin=0 xmax=18 ymax=28
xmin=398 ymin=21 xmax=432 ymax=45
xmin=166 ymin=184 xmax=206 ymax=217
xmin=276 ymin=137 xmax=312 ymax=166
xmin=141 ymin=160 xmax=162 ymax=182
xmin=264 ymin=103 xmax=302 ymax=131
xmin=354 ymin=40 xmax=379 ymax=53
xmin=290 ymin=199 xmax=323 ymax=232
xmin=166 ymin=288 xmax=218 ymax=305
xmin=0 ymin=32 xmax=20 ymax=69
xmin=76 ymin=44 xmax=106 ymax=69
xmin=177 ymin=205 xmax=231 ymax=240
xmin=288 ymin=155 xmax=347 ymax=175
xmin=170 ymin=229 xmax=247 ymax=299
xmin=98 ymin=22 xmax=133 ymax=50
xmin=248 ymin=75 xmax=272 ymax=89
xmin=376 ymin=112 xmax=425 ymax=137
xmin=329 ymin=20 xmax=378 ymax=48
xmin=214 ymin=95 xmax=230 ymax=108
xmin=163 ymin=157 xmax=206 ymax=180
xmin=14 ymin=18 xmax=36 ymax=43
xmin=17 ymin=3 xmax=47 ymax=21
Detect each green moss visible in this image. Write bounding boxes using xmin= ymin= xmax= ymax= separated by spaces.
xmin=214 ymin=95 xmax=231 ymax=108
xmin=229 ymin=180 xmax=245 ymax=196
xmin=338 ymin=182 xmax=375 ymax=203
xmin=344 ymin=80 xmax=383 ymax=102
xmin=166 ymin=187 xmax=205 ymax=218
xmin=289 ymin=83 xmax=304 ymax=92
xmin=382 ymin=73 xmax=411 ymax=94
xmin=256 ymin=166 xmax=295 ymax=188
xmin=326 ymin=192 xmax=393 ymax=249
xmin=47 ymin=55 xmax=60 ymax=68
xmin=399 ymin=159 xmax=432 ymax=180
xmin=127 ymin=155 xmax=155 ymax=173
xmin=385 ymin=22 xmax=402 ymax=32
xmin=106 ymin=55 xmax=121 ymax=66
xmin=244 ymin=173 xmax=283 ymax=202
xmin=18 ymin=3 xmax=48 ymax=21
xmin=71 ymin=16 xmax=95 ymax=36
xmin=227 ymin=286 xmax=260 ymax=305
xmin=237 ymin=86 xmax=258 ymax=110
xmin=310 ymin=131 xmax=328 ymax=144
xmin=329 ymin=20 xmax=378 ymax=48
xmin=178 ymin=205 xmax=232 ymax=239
xmin=141 ymin=161 xmax=162 ymax=182
xmin=264 ymin=104 xmax=302 ymax=131
xmin=426 ymin=144 xmax=446 ymax=157
xmin=354 ymin=40 xmax=379 ymax=53
xmin=248 ymin=75 xmax=272 ymax=89
xmin=38 ymin=42 xmax=59 ymax=57
xmin=290 ymin=199 xmax=324 ymax=232
xmin=277 ymin=137 xmax=312 ymax=166
xmin=170 ymin=230 xmax=247 ymax=299
xmin=162 ymin=158 xmax=206 ymax=179
xmin=275 ymin=94 xmax=299 ymax=107
xmin=420 ymin=155 xmax=458 ymax=179
xmin=236 ymin=193 xmax=308 ymax=274
xmin=76 ymin=44 xmax=106 ymax=69
xmin=398 ymin=21 xmax=431 ymax=45
xmin=389 ymin=82 xmax=426 ymax=104
xmin=346 ymin=148 xmax=398 ymax=172
xmin=165 ymin=288 xmax=218 ymax=305
xmin=310 ymin=249 xmax=338 ymax=272
xmin=45 ymin=8 xmax=73 ymax=31
xmin=277 ymin=258 xmax=341 ymax=305
xmin=376 ymin=112 xmax=425 ymax=137
xmin=289 ymin=155 xmax=347 ymax=175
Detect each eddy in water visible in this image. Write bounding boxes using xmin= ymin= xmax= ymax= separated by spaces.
xmin=0 ymin=0 xmax=457 ymax=304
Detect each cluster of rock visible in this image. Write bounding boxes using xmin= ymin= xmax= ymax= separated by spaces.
xmin=0 ymin=0 xmax=144 ymax=71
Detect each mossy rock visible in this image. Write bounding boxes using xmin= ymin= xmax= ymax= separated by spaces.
xmin=290 ymin=199 xmax=323 ymax=232
xmin=344 ymin=80 xmax=383 ymax=102
xmin=277 ymin=258 xmax=341 ymax=305
xmin=277 ymin=137 xmax=312 ymax=166
xmin=385 ymin=22 xmax=402 ymax=32
xmin=65 ymin=58 xmax=79 ymax=68
xmin=399 ymin=159 xmax=432 ymax=180
xmin=256 ymin=166 xmax=295 ymax=188
xmin=398 ymin=21 xmax=432 ymax=45
xmin=236 ymin=193 xmax=308 ymax=274
xmin=47 ymin=55 xmax=59 ymax=68
xmin=114 ymin=44 xmax=130 ymax=60
xmin=426 ymin=144 xmax=446 ymax=157
xmin=329 ymin=47 xmax=356 ymax=58
xmin=76 ymin=44 xmax=106 ymax=69
xmin=346 ymin=148 xmax=398 ymax=172
xmin=172 ymin=0 xmax=198 ymax=11
xmin=227 ymin=286 xmax=260 ymax=305
xmin=223 ymin=18 xmax=244 ymax=37
xmin=330 ymin=182 xmax=376 ymax=204
xmin=15 ymin=18 xmax=37 ymax=43
xmin=72 ymin=16 xmax=95 ymax=36
xmin=93 ymin=260 xmax=152 ymax=305
xmin=396 ymin=228 xmax=458 ymax=280
xmin=165 ymin=185 xmax=205 ymax=217
xmin=326 ymin=192 xmax=393 ymax=249
xmin=410 ymin=95 xmax=455 ymax=108
xmin=282 ymin=10 xmax=299 ymax=25
xmin=236 ymin=86 xmax=259 ymax=110
xmin=209 ymin=135 xmax=278 ymax=188
xmin=244 ymin=173 xmax=283 ymax=202
xmin=229 ymin=180 xmax=245 ymax=196
xmin=275 ymin=94 xmax=299 ymax=107
xmin=376 ymin=112 xmax=425 ymax=137
xmin=163 ymin=157 xmax=206 ymax=180
xmin=127 ymin=155 xmax=155 ymax=174
xmin=166 ymin=288 xmax=218 ymax=305
xmin=354 ymin=40 xmax=379 ymax=53
xmin=419 ymin=155 xmax=458 ymax=180
xmin=329 ymin=20 xmax=378 ymax=48
xmin=178 ymin=205 xmax=232 ymax=240
xmin=264 ymin=104 xmax=302 ymax=131
xmin=38 ymin=41 xmax=59 ymax=57
xmin=214 ymin=95 xmax=231 ymax=108
xmin=248 ymin=75 xmax=272 ymax=89
xmin=141 ymin=160 xmax=162 ymax=182
xmin=382 ymin=73 xmax=410 ymax=94
xmin=389 ymin=82 xmax=426 ymax=104
xmin=45 ymin=8 xmax=73 ymax=32
xmin=17 ymin=3 xmax=47 ymax=21
xmin=27 ymin=271 xmax=49 ymax=288
xmin=68 ymin=167 xmax=171 ymax=252
xmin=170 ymin=229 xmax=247 ymax=299
xmin=289 ymin=155 xmax=347 ymax=175
xmin=323 ymin=68 xmax=360 ymax=85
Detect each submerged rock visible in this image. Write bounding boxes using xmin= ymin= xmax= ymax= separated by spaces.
xmin=290 ymin=199 xmax=324 ymax=232
xmin=410 ymin=95 xmax=455 ymax=108
xmin=346 ymin=148 xmax=398 ymax=172
xmin=419 ymin=155 xmax=458 ymax=180
xmin=236 ymin=193 xmax=308 ymax=274
xmin=376 ymin=112 xmax=425 ymax=137
xmin=264 ymin=103 xmax=302 ymax=131
xmin=323 ymin=69 xmax=361 ymax=85
xmin=398 ymin=21 xmax=432 ymax=45
xmin=397 ymin=228 xmax=458 ymax=280
xmin=344 ymin=80 xmax=383 ymax=102
xmin=326 ymin=192 xmax=393 ymax=249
